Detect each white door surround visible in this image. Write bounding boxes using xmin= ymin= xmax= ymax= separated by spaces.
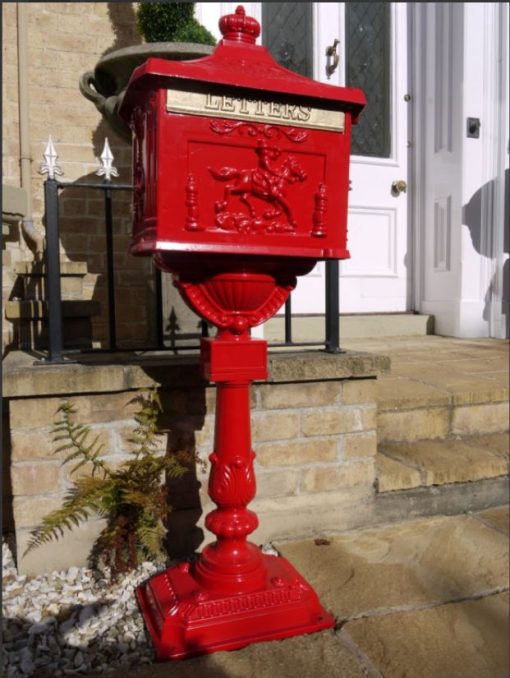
xmin=410 ymin=2 xmax=509 ymax=338
xmin=196 ymin=3 xmax=509 ymax=338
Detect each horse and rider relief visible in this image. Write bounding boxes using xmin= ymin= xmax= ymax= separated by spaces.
xmin=208 ymin=139 xmax=308 ymax=234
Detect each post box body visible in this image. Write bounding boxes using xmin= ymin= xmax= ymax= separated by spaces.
xmin=118 ymin=8 xmax=366 ymax=660
xmin=120 ymin=41 xmax=366 ymax=263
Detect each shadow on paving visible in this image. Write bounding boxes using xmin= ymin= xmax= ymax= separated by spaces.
xmin=3 ymin=599 xmax=363 ymax=677
xmin=76 ymin=628 xmax=365 ymax=678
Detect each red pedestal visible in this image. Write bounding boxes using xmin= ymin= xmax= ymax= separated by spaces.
xmin=136 ymin=329 xmax=334 ymax=659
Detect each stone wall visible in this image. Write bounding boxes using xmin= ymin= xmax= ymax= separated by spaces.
xmin=2 ymin=3 xmax=156 ymax=352
xmin=3 ymin=349 xmax=389 ymax=575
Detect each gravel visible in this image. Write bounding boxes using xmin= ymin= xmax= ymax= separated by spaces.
xmin=2 ymin=540 xmax=158 ymax=676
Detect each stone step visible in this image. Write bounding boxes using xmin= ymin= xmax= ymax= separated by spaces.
xmin=264 ymin=313 xmax=433 ymax=342
xmin=376 ymin=432 xmax=509 ymax=493
xmin=4 ymin=299 xmax=101 ymax=351
xmin=376 ymin=372 xmax=508 ymax=443
xmin=5 ymin=299 xmax=100 ymax=320
xmin=14 ymin=260 xmax=88 ymax=300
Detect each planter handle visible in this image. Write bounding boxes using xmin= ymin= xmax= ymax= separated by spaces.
xmin=79 ymin=71 xmax=130 ymax=142
xmin=79 ymin=71 xmax=106 ymax=108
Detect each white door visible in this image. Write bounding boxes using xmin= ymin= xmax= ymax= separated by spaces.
xmin=195 ymin=3 xmax=410 ymax=315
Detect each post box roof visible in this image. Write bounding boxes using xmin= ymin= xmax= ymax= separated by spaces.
xmin=119 ymin=6 xmax=366 ymax=124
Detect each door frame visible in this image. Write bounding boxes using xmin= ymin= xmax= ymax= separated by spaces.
xmin=410 ymin=2 xmax=508 ymax=337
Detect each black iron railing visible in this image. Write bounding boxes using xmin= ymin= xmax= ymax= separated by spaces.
xmin=40 ymin=142 xmax=341 ymax=363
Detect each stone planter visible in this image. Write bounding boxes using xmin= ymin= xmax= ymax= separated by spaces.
xmin=79 ymin=43 xmax=214 ymax=142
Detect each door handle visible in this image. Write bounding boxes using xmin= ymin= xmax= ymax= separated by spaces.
xmin=325 ymin=39 xmax=340 ymax=78
xmin=391 ymin=180 xmax=407 ymax=196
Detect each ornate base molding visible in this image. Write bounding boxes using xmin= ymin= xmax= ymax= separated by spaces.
xmin=136 ymin=553 xmax=334 ymax=660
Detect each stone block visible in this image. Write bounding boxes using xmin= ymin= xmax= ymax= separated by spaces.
xmin=343 ymin=593 xmax=509 ymax=678
xmin=267 ymin=351 xmax=390 ymax=383
xmin=461 ymin=432 xmax=509 ymax=458
xmin=301 ymin=461 xmax=374 ymax=493
xmin=444 ymin=377 xmax=509 ymax=406
xmin=11 ymin=428 xmax=56 ymax=461
xmin=256 ymin=468 xmax=300 ymax=498
xmin=14 ymin=261 xmax=88 ymax=276
xmin=251 ymin=411 xmax=300 ymax=442
xmin=16 ymin=519 xmax=106 ymax=576
xmin=12 ymin=494 xmax=63 ymax=528
xmin=194 ymin=414 xmax=215 ymax=451
xmin=344 ymin=431 xmax=377 ymax=459
xmin=360 ymin=405 xmax=377 ymax=430
xmin=376 ymin=454 xmax=422 ymax=492
xmin=342 ymin=378 xmax=376 ymax=404
xmin=302 ymin=407 xmax=363 ymax=436
xmin=258 ymin=381 xmax=343 ymax=410
xmin=382 ymin=438 xmax=508 ymax=486
xmin=10 ymin=392 xmax=140 ymax=431
xmin=452 ymin=402 xmax=509 ymax=435
xmin=159 ymin=386 xmax=216 ymax=418
xmin=377 ymin=407 xmax=450 ymax=443
xmin=256 ymin=438 xmax=337 ymax=467
xmin=4 ymin=299 xmax=100 ymax=319
xmin=11 ymin=462 xmax=60 ymax=496
xmin=253 ymin=487 xmax=375 ymax=544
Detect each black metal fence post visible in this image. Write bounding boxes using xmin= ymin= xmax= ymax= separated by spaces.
xmin=103 ymin=181 xmax=117 ymax=350
xmin=154 ymin=266 xmax=164 ymax=348
xmin=284 ymin=296 xmax=292 ymax=344
xmin=43 ymin=178 xmax=64 ymax=363
xmin=325 ymin=260 xmax=341 ymax=353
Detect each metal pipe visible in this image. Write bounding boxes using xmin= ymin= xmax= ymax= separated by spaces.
xmin=17 ymin=4 xmax=44 ymax=258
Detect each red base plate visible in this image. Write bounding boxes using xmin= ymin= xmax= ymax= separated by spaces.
xmin=136 ymin=553 xmax=335 ymax=660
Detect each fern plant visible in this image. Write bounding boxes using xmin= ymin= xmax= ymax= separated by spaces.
xmin=25 ymin=389 xmax=193 ymax=578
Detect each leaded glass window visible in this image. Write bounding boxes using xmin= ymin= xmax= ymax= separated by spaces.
xmin=346 ymin=3 xmax=391 ymax=157
xmin=262 ymin=3 xmax=313 ymax=78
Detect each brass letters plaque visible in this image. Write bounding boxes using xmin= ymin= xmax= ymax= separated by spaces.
xmin=166 ymin=91 xmax=345 ymax=133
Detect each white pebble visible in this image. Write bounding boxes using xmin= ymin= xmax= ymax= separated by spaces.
xmin=2 ymin=540 xmax=158 ymax=676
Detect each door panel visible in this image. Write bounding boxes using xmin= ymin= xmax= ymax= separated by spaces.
xmin=343 ymin=3 xmax=409 ymax=313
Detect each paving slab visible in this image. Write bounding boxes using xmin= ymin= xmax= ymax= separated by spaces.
xmin=80 ymin=629 xmax=367 ymax=678
xmin=78 ymin=510 xmax=509 ymax=678
xmin=474 ymin=505 xmax=509 ymax=534
xmin=341 ymin=592 xmax=509 ymax=678
xmin=277 ymin=514 xmax=508 ymax=620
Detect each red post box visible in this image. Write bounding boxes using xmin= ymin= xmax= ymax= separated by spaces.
xmin=119 ymin=5 xmax=365 ymax=661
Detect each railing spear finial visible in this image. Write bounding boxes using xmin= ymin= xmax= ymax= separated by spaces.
xmin=96 ymin=138 xmax=119 ymax=181
xmin=39 ymin=135 xmax=64 ymax=180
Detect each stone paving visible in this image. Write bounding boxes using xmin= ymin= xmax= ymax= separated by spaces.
xmin=83 ymin=506 xmax=509 ymax=678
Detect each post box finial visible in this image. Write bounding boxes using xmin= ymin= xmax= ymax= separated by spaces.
xmin=219 ymin=5 xmax=260 ymax=44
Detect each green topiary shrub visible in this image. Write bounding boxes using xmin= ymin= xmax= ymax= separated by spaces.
xmin=136 ymin=2 xmax=216 ymax=46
